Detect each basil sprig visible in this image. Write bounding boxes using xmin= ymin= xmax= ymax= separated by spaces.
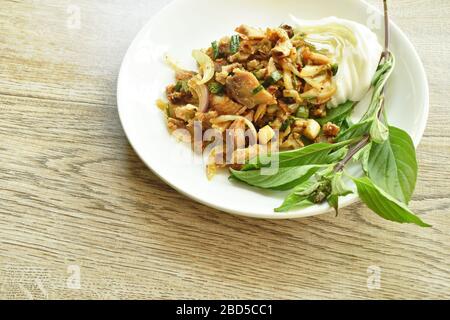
xmin=227 ymin=1 xmax=429 ymax=227
xmin=229 ymin=51 xmax=430 ymax=227
xmin=353 ymin=177 xmax=430 ymax=227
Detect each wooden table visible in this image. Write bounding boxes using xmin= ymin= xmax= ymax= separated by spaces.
xmin=0 ymin=0 xmax=449 ymax=300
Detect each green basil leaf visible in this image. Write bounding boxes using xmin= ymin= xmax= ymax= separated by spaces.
xmin=336 ymin=119 xmax=373 ymax=142
xmin=331 ymin=172 xmax=353 ymax=197
xmin=230 ymin=165 xmax=324 ymax=191
xmin=353 ymin=176 xmax=430 ymax=227
xmin=370 ymin=118 xmax=389 ymax=143
xmin=327 ymin=195 xmax=339 ymax=216
xmin=317 ymin=101 xmax=355 ymax=125
xmin=327 ymin=172 xmax=353 ymax=216
xmin=326 ymin=146 xmax=348 ymax=163
xmin=340 ymin=117 xmax=353 ymax=131
xmin=294 ymin=181 xmax=322 ymax=196
xmin=243 ymin=139 xmax=354 ymax=170
xmin=277 ymin=141 xmax=351 ymax=167
xmin=275 ymin=199 xmax=315 ymax=213
xmin=368 ymin=126 xmax=417 ymax=204
xmin=275 ymin=180 xmax=317 ymax=212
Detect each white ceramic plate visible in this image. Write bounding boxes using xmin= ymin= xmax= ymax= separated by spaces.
xmin=117 ymin=0 xmax=429 ymax=219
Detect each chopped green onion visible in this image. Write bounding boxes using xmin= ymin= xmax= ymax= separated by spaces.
xmin=263 ymin=70 xmax=283 ymax=87
xmin=230 ymin=35 xmax=240 ymax=54
xmin=181 ymin=80 xmax=189 ymax=92
xmin=167 ymin=104 xmax=175 ymax=118
xmin=252 ymin=85 xmax=264 ymax=95
xmin=296 ymin=105 xmax=309 ymax=118
xmin=303 ymin=95 xmax=316 ymax=101
xmin=211 ymin=41 xmax=220 ymax=60
xmin=208 ymin=82 xmax=224 ymax=95
xmin=305 ymin=41 xmax=318 ymax=52
xmin=271 ymin=70 xmax=283 ymax=82
xmin=331 ymin=63 xmax=339 ymax=76
xmin=280 ymin=118 xmax=294 ymax=131
xmin=292 ymin=74 xmax=299 ymax=88
xmin=174 ymin=82 xmax=182 ymax=92
xmin=175 ymin=80 xmax=189 ymax=93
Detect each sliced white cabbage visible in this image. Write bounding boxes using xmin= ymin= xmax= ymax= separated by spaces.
xmin=291 ymin=16 xmax=383 ymax=107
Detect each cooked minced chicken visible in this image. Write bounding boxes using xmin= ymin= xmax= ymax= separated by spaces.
xmin=158 ymin=24 xmax=341 ymax=178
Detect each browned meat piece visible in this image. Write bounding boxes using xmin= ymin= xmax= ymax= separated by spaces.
xmin=243 ymin=110 xmax=255 ymax=122
xmin=239 ymin=40 xmax=260 ymax=56
xmin=222 ymin=63 xmax=242 ymax=73
xmin=214 ymin=59 xmax=228 ymax=72
xmin=310 ymin=104 xmax=327 ymax=118
xmin=228 ymin=52 xmax=251 ymax=63
xmin=266 ymin=85 xmax=278 ymax=96
xmin=235 ymin=25 xmax=266 ymax=40
xmin=256 ymin=38 xmax=273 ymax=57
xmin=167 ymin=118 xmax=186 ymax=133
xmin=246 ymin=59 xmax=260 ymax=71
xmin=322 ymin=122 xmax=341 ymax=137
xmin=225 ymin=69 xmax=276 ymax=108
xmin=280 ymin=24 xmax=294 ymax=38
xmin=215 ymin=62 xmax=242 ymax=84
xmin=218 ymin=36 xmax=231 ymax=56
xmin=210 ymin=95 xmax=243 ymax=115
xmin=175 ymin=70 xmax=196 ymax=81
xmin=192 ymin=111 xmax=219 ymax=131
xmin=281 ymin=132 xmax=304 ymax=150
xmin=173 ymin=105 xmax=197 ymax=121
xmin=267 ymin=28 xmax=293 ymax=58
xmin=166 ymin=84 xmax=195 ymax=105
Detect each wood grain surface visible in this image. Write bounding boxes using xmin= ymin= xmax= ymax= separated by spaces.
xmin=0 ymin=0 xmax=449 ymax=300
